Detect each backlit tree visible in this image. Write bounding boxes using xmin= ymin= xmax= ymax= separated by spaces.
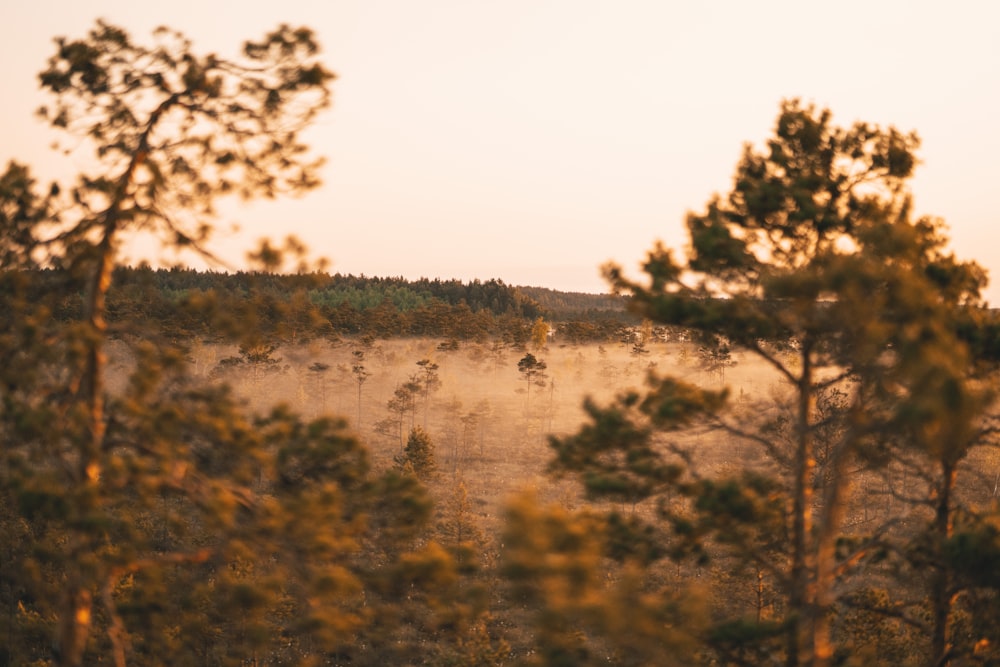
xmin=547 ymin=100 xmax=995 ymax=666
xmin=0 ymin=21 xmax=488 ymax=667
xmin=517 ymin=352 xmax=548 ymax=412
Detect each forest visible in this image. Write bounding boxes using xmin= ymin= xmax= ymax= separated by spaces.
xmin=15 ymin=265 xmax=634 ymax=346
xmin=2 ymin=19 xmax=1000 ymax=667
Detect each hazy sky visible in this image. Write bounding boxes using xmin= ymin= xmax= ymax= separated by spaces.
xmin=2 ymin=1 xmax=998 ymax=299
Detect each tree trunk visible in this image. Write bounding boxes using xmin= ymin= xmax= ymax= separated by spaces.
xmin=787 ymin=342 xmax=815 ymax=667
xmin=812 ymin=432 xmax=853 ymax=667
xmin=930 ymin=461 xmax=957 ymax=667
xmin=56 ymin=121 xmax=153 ymax=665
xmin=58 ymin=223 xmax=117 ymax=665
xmin=357 ymin=382 xmax=362 ymax=425
xmin=57 ymin=587 xmax=92 ymax=667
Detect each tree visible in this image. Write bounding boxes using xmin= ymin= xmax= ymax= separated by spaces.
xmin=630 ymin=319 xmax=654 ymax=357
xmin=864 ymin=315 xmax=999 ymax=666
xmin=517 ymin=352 xmax=548 ymax=411
xmin=500 ymin=492 xmax=707 ymax=666
xmin=378 ymin=377 xmax=420 ymax=449
xmin=26 ymin=21 xmax=334 ymax=665
xmin=1 ymin=21 xmax=513 ymax=667
xmin=0 ymin=161 xmax=57 ymax=270
xmin=212 ymin=341 xmax=285 ymax=386
xmin=440 ymin=477 xmax=473 ymax=540
xmin=394 ymin=426 xmax=437 ymax=479
xmin=0 ymin=21 xmax=489 ymax=667
xmin=531 ymin=316 xmax=550 ymax=350
xmin=549 ymin=100 xmax=993 ymax=666
xmin=351 ymin=348 xmax=370 ymax=426
xmin=460 ymin=409 xmax=481 ymax=463
xmin=695 ymin=334 xmax=735 ymax=384
xmin=306 ymin=360 xmax=332 ymax=415
xmin=489 ymin=338 xmax=508 ymax=378
xmin=415 ymin=357 xmax=441 ymax=428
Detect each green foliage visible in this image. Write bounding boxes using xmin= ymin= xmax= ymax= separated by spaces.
xmin=1 ymin=338 xmax=462 ymax=663
xmin=394 ymin=425 xmax=437 ymax=479
xmin=309 ymin=281 xmax=435 ymax=312
xmin=30 ymin=265 xmax=582 ymax=343
xmin=6 ymin=19 xmax=1000 ymax=665
xmin=516 ymin=353 xmax=549 ymax=417
xmin=548 ymin=391 xmax=679 ymax=506
xmin=415 ymin=358 xmax=441 ymax=427
xmin=834 ymin=588 xmax=923 ymax=666
xmin=38 ymin=21 xmax=332 ymax=253
xmin=211 ymin=342 xmax=287 ymax=394
xmin=546 ymin=99 xmax=1000 ymax=666
xmin=501 ymin=494 xmax=707 ymax=666
xmin=947 ymin=514 xmax=1000 ymax=591
xmin=0 ymin=20 xmax=497 ymax=667
xmin=0 ymin=161 xmax=57 ymax=270
xmin=517 ymin=285 xmax=629 ymax=320
xmin=517 ymin=353 xmax=547 ymax=385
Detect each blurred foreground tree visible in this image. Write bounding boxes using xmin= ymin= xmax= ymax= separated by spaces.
xmin=0 ymin=21 xmax=502 ymax=667
xmin=544 ymin=100 xmax=997 ymax=666
xmin=501 ymin=493 xmax=707 ymax=666
xmin=1 ymin=17 xmax=332 ymax=664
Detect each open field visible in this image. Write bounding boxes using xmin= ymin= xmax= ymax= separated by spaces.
xmin=108 ymin=338 xmax=780 ymax=535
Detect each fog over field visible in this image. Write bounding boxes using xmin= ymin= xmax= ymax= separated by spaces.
xmin=109 ymin=332 xmax=1000 ymax=544
xmin=107 ymin=336 xmax=783 ymax=530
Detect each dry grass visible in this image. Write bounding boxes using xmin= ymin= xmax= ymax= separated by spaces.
xmin=153 ymin=337 xmax=784 ymax=541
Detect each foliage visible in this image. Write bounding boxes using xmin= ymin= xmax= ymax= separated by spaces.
xmin=377 ymin=377 xmax=421 ymax=449
xmin=436 ymin=480 xmax=485 ymax=561
xmin=517 ymin=285 xmax=629 ymax=319
xmin=517 ymin=353 xmax=548 ymax=386
xmin=415 ymin=358 xmax=442 ymax=427
xmin=394 ymin=426 xmax=437 ymax=479
xmin=0 ymin=20 xmax=497 ymax=667
xmin=516 ymin=352 xmax=549 ymax=413
xmin=38 ymin=20 xmax=332 ymax=249
xmin=547 ymin=99 xmax=999 ymax=666
xmin=530 ymin=317 xmax=550 ymax=350
xmin=27 ymin=265 xmax=625 ymax=343
xmin=501 ymin=493 xmax=707 ymax=666
xmin=5 ymin=19 xmax=1000 ymax=667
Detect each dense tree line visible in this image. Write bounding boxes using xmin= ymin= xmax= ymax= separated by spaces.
xmin=517 ymin=286 xmax=629 ymax=318
xmin=109 ymin=267 xmax=549 ymax=319
xmin=11 ymin=265 xmax=638 ymax=344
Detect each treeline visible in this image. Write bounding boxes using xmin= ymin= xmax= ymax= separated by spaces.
xmin=517 ymin=285 xmax=628 ymax=319
xmin=21 ymin=266 xmax=637 ymax=344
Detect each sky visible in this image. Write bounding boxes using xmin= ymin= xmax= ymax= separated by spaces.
xmin=1 ymin=1 xmax=999 ymax=299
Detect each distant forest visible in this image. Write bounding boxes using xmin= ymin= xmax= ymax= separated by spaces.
xmin=26 ymin=266 xmax=637 ymax=344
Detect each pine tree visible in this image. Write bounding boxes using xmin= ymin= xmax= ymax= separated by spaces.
xmin=394 ymin=425 xmax=437 ymax=479
xmin=517 ymin=352 xmax=548 ymax=412
xmin=547 ymin=100 xmax=995 ymax=666
xmin=0 ymin=21 xmax=485 ymax=667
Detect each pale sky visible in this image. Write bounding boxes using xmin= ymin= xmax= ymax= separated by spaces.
xmin=2 ymin=1 xmax=998 ymax=300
